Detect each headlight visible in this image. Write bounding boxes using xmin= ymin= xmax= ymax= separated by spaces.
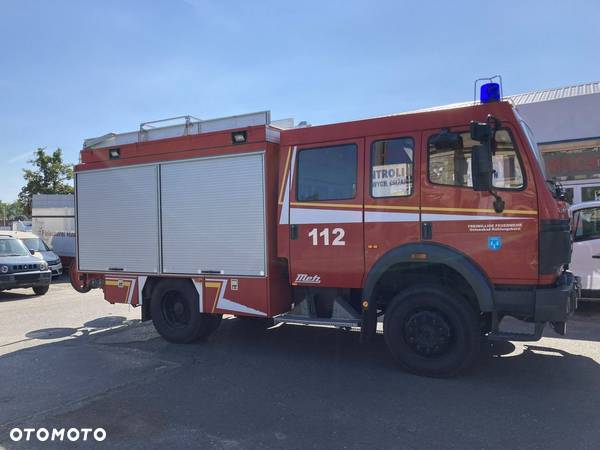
xmin=39 ymin=262 xmax=48 ymax=271
xmin=0 ymin=265 xmax=8 ymax=274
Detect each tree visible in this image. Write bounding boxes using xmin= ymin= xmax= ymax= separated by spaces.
xmin=0 ymin=200 xmax=26 ymax=226
xmin=18 ymin=148 xmax=74 ymax=215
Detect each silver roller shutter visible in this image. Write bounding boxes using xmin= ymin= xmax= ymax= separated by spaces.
xmin=160 ymin=152 xmax=266 ymax=276
xmin=76 ymin=165 xmax=160 ymax=273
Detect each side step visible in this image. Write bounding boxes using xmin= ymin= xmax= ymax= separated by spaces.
xmin=487 ymin=322 xmax=545 ymax=342
xmin=273 ymin=316 xmax=361 ymax=328
xmin=274 ymin=295 xmax=362 ymax=328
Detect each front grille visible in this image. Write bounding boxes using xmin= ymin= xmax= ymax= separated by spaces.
xmin=12 ymin=264 xmax=39 ymax=272
xmin=15 ymin=273 xmax=41 ymax=283
xmin=47 ymin=259 xmax=60 ymax=266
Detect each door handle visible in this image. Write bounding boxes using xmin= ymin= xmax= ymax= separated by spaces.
xmin=290 ymin=224 xmax=298 ymax=240
xmin=421 ymin=222 xmax=432 ymax=240
xmin=593 ymin=254 xmax=600 ymax=259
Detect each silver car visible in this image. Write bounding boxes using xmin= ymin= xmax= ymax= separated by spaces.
xmin=3 ymin=232 xmax=63 ymax=277
xmin=0 ymin=236 xmax=52 ymax=295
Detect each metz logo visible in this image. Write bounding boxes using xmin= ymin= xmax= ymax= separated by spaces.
xmin=295 ymin=273 xmax=321 ymax=284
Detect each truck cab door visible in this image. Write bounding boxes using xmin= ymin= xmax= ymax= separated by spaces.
xmin=288 ymin=139 xmax=365 ymax=288
xmin=420 ymin=125 xmax=539 ymax=283
xmin=364 ymin=133 xmax=421 ymax=272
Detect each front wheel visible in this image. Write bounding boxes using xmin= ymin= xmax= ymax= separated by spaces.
xmin=383 ymin=285 xmax=480 ymax=377
xmin=33 ymin=285 xmax=50 ymax=296
xmin=150 ymin=279 xmax=222 ymax=343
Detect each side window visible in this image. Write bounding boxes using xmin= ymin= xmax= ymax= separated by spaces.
xmin=296 ymin=144 xmax=357 ymax=201
xmin=428 ymin=132 xmax=473 ymax=187
xmin=573 ymin=207 xmax=600 ymax=242
xmin=564 ymin=187 xmax=574 ymax=204
xmin=428 ymin=129 xmax=524 ymax=189
xmin=493 ymin=130 xmax=524 ymax=189
xmin=371 ymin=138 xmax=414 ymax=197
xmin=582 ymin=186 xmax=600 ymax=202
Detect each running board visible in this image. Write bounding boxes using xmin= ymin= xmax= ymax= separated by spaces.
xmin=274 ymin=294 xmax=362 ymax=328
xmin=487 ymin=322 xmax=545 ymax=342
xmin=273 ymin=315 xmax=361 ymax=328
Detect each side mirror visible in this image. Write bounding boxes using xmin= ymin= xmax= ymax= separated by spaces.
xmin=470 ymin=121 xmax=492 ymax=142
xmin=30 ymin=249 xmax=36 ymax=256
xmin=431 ymin=130 xmax=463 ymax=150
xmin=471 ymin=144 xmax=493 ymax=192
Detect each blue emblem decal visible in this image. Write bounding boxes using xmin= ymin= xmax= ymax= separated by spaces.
xmin=488 ymin=236 xmax=502 ymax=251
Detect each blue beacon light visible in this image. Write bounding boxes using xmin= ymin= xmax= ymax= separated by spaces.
xmin=480 ymin=82 xmax=501 ymax=103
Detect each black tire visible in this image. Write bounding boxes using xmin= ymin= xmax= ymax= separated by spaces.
xmin=69 ymin=261 xmax=91 ymax=293
xmin=150 ymin=279 xmax=222 ymax=343
xmin=33 ymin=285 xmax=50 ymax=296
xmin=383 ymin=285 xmax=480 ymax=377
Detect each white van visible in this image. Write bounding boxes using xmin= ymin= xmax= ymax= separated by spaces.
xmin=562 ymin=180 xmax=600 ymax=205
xmin=570 ymin=201 xmax=600 ymax=301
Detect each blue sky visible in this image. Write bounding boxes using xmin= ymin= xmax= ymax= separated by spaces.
xmin=1 ymin=0 xmax=599 ymax=202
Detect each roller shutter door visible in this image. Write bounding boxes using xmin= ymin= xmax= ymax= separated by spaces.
xmin=160 ymin=152 xmax=266 ymax=276
xmin=76 ymin=165 xmax=160 ymax=273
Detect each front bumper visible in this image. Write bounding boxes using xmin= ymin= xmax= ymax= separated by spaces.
xmin=49 ymin=263 xmax=63 ymax=276
xmin=0 ymin=270 xmax=52 ymax=290
xmin=534 ymin=271 xmax=579 ymax=323
xmin=490 ymin=271 xmax=579 ymax=340
xmin=494 ymin=271 xmax=579 ymax=323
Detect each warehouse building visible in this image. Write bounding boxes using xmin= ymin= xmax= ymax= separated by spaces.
xmin=510 ymin=82 xmax=600 ymax=203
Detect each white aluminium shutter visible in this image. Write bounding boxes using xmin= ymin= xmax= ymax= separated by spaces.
xmin=76 ymin=165 xmax=160 ymax=273
xmin=160 ymin=152 xmax=266 ymax=276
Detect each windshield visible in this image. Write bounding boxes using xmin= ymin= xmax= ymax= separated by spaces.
xmin=21 ymin=238 xmax=50 ymax=252
xmin=0 ymin=238 xmax=31 ymax=257
xmin=517 ymin=117 xmax=547 ymax=179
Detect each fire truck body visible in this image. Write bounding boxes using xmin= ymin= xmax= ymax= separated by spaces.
xmin=73 ymin=101 xmax=578 ymax=376
xmin=75 ymin=112 xmax=291 ymax=319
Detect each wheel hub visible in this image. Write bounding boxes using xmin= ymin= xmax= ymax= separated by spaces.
xmin=174 ymin=302 xmax=184 ymax=316
xmin=162 ymin=291 xmax=191 ymax=328
xmin=404 ymin=310 xmax=452 ymax=357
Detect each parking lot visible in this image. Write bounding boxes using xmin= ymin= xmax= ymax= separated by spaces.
xmin=0 ymin=277 xmax=599 ymax=449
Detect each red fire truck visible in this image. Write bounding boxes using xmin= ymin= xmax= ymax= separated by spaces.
xmin=71 ymin=91 xmax=578 ymax=376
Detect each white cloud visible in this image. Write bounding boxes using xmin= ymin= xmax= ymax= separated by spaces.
xmin=7 ymin=151 xmax=32 ymax=164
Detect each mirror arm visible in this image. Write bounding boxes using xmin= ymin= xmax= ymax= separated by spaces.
xmin=489 ymin=188 xmax=505 ymax=213
xmin=486 ymin=114 xmax=501 ymax=131
xmin=486 ymin=115 xmax=500 ymax=155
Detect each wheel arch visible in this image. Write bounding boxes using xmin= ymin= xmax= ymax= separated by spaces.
xmin=361 ymin=242 xmax=495 ymax=338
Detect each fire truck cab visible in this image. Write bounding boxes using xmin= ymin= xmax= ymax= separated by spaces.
xmin=73 ymin=97 xmax=578 ymax=377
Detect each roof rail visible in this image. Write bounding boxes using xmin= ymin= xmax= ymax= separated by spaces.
xmin=83 ymin=111 xmax=272 ymax=149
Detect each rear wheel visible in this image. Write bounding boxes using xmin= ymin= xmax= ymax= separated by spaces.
xmin=150 ymin=279 xmax=221 ymax=343
xmin=33 ymin=285 xmax=50 ymax=296
xmin=383 ymin=285 xmax=480 ymax=377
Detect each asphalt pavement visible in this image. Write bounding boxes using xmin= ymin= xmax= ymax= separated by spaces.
xmin=1 ymin=276 xmax=599 ymax=449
